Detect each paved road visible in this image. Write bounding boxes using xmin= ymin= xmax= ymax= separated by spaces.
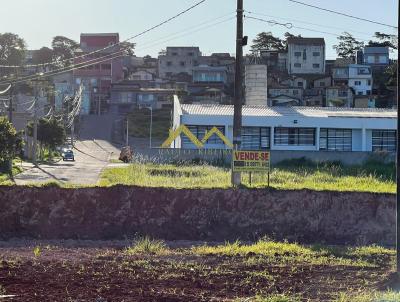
xmin=14 ymin=139 xmax=120 ymax=186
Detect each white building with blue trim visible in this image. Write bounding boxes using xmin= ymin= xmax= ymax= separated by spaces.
xmin=171 ymin=96 xmax=396 ymax=153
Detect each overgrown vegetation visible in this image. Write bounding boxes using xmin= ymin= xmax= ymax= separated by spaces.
xmin=99 ymin=158 xmax=396 ymax=193
xmin=126 ymin=236 xmax=169 ymax=255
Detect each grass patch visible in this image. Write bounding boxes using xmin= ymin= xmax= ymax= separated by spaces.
xmin=98 ymin=160 xmax=396 ymax=193
xmin=335 ymin=291 xmax=400 ymax=302
xmin=125 ymin=236 xmax=169 ymax=255
xmin=193 ymin=239 xmax=395 ymax=268
xmin=0 ymin=160 xmax=24 ymax=185
xmin=99 ymin=163 xmax=231 ymax=188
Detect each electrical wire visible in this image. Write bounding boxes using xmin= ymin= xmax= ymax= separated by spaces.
xmin=288 ymin=0 xmax=398 ymax=29
xmin=0 ymin=49 xmax=128 ymax=85
xmin=135 ymin=16 xmax=236 ymax=53
xmin=0 ymin=84 xmax=11 ymax=95
xmin=0 ymin=13 xmax=234 ymax=86
xmin=244 ymin=10 xmax=374 ymax=37
xmin=245 ymin=15 xmax=371 ymax=42
xmin=245 ymin=16 xmax=293 ymax=29
xmin=0 ymin=52 xmax=126 ymax=85
xmin=0 ymin=0 xmax=207 ymax=69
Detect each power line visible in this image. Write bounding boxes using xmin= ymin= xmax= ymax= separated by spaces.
xmin=246 ymin=15 xmax=371 ymax=42
xmin=0 ymin=0 xmax=207 ymax=69
xmin=1 ymin=12 xmax=234 ymax=86
xmin=245 ymin=16 xmax=293 ymax=29
xmin=0 ymin=51 xmax=126 ymax=85
xmin=288 ymin=0 xmax=398 ymax=29
xmin=245 ymin=10 xmax=374 ymax=37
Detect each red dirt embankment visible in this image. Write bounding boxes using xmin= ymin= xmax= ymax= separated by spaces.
xmin=0 ymin=186 xmax=395 ymax=245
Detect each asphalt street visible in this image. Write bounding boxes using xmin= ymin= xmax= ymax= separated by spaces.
xmin=14 ymin=139 xmax=120 ymax=186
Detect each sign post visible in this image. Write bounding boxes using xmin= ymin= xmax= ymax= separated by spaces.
xmin=232 ymin=150 xmax=270 ymax=186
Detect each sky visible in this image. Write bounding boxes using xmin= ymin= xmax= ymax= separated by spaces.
xmin=0 ymin=0 xmax=397 ymax=59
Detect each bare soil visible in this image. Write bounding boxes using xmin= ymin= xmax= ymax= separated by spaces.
xmin=0 ymin=243 xmax=394 ymax=302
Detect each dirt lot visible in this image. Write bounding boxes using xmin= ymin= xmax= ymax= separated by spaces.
xmin=0 ymin=240 xmax=396 ymax=302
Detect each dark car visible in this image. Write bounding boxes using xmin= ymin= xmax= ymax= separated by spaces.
xmin=62 ymin=150 xmax=75 ymax=161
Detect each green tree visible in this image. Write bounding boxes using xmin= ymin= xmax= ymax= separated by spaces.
xmin=120 ymin=41 xmax=136 ymax=56
xmin=0 ymin=32 xmax=26 ymax=68
xmin=32 ymin=47 xmax=54 ymax=64
xmin=0 ymin=117 xmax=23 ymax=171
xmin=27 ymin=118 xmax=66 ymax=157
xmin=51 ymin=36 xmax=79 ymax=67
xmin=368 ymin=32 xmax=398 ymax=50
xmin=282 ymin=32 xmax=301 ymax=48
xmin=251 ymin=32 xmax=284 ymax=52
xmin=333 ymin=32 xmax=364 ymax=58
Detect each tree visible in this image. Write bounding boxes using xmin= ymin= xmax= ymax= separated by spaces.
xmin=51 ymin=36 xmax=79 ymax=67
xmin=120 ymin=41 xmax=136 ymax=56
xmin=0 ymin=32 xmax=26 ymax=68
xmin=384 ymin=62 xmax=397 ymax=86
xmin=27 ymin=118 xmax=66 ymax=156
xmin=0 ymin=117 xmax=22 ymax=171
xmin=32 ymin=47 xmax=54 ymax=64
xmin=368 ymin=32 xmax=398 ymax=50
xmin=282 ymin=32 xmax=301 ymax=48
xmin=251 ymin=32 xmax=284 ymax=53
xmin=333 ymin=32 xmax=364 ymax=58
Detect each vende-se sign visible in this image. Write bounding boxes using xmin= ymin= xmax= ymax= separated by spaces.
xmin=232 ymin=151 xmax=270 ymax=172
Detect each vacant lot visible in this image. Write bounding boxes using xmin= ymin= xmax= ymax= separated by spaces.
xmin=0 ymin=239 xmax=398 ymax=301
xmin=99 ymin=159 xmax=396 ymax=193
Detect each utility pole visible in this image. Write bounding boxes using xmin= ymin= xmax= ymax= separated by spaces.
xmin=33 ymin=95 xmax=38 ymax=166
xmin=126 ymin=118 xmax=129 ymax=146
xmin=396 ymin=0 xmax=400 ymax=276
xmin=149 ymin=106 xmax=153 ymax=149
xmin=8 ymin=83 xmax=13 ymax=124
xmin=232 ymin=0 xmax=244 ymax=186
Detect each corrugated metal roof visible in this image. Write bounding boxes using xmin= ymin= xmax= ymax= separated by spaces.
xmin=287 ymin=37 xmax=325 ymax=45
xmin=181 ymin=104 xmax=397 ymax=119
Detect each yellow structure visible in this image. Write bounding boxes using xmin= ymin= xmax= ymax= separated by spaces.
xmin=161 ymin=125 xmax=233 ymax=148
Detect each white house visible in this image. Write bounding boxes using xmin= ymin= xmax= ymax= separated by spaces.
xmin=287 ymin=37 xmax=325 ymax=75
xmin=348 ymin=64 xmax=373 ymax=96
xmin=171 ymin=96 xmax=396 ymax=153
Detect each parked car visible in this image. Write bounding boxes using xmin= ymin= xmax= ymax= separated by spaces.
xmin=119 ymin=146 xmax=133 ymax=163
xmin=62 ymin=150 xmax=75 ymax=161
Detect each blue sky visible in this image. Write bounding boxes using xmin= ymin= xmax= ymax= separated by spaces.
xmin=0 ymin=0 xmax=397 ymax=59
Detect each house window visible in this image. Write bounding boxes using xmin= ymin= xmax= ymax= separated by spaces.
xmin=303 ymin=49 xmax=307 ymax=60
xmin=274 ymin=127 xmax=315 ymax=146
xmin=297 ymin=82 xmax=303 ymax=87
xmin=354 ymin=81 xmax=361 ymax=85
xmin=294 ymin=63 xmax=301 ymax=68
xmin=241 ymin=127 xmax=270 ymax=150
xmin=372 ymin=130 xmax=396 ymax=152
xmin=319 ymin=82 xmax=325 ymax=87
xmin=367 ymin=80 xmax=371 ymax=85
xmin=313 ymin=63 xmax=320 ymax=68
xmin=166 ymin=61 xmax=172 ymax=66
xmin=366 ymin=90 xmax=371 ymax=95
xmin=293 ymin=90 xmax=298 ymax=95
xmin=313 ymin=52 xmax=320 ymax=56
xmin=294 ymin=52 xmax=301 ymax=57
xmin=180 ymin=61 xmax=186 ymax=67
xmin=172 ymin=52 xmax=178 ymax=56
xmin=182 ymin=125 xmax=225 ymax=148
xmin=320 ymin=128 xmax=352 ymax=151
xmin=188 ymin=52 xmax=194 ymax=56
xmin=338 ymin=90 xmax=348 ymax=97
